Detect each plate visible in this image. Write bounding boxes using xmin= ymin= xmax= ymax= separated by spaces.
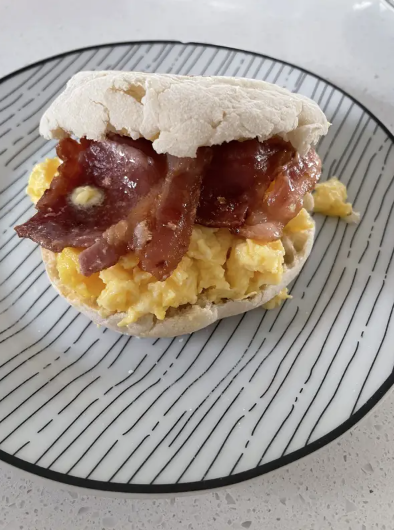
xmin=0 ymin=41 xmax=393 ymax=495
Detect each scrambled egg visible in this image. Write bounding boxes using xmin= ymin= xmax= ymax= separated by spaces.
xmin=263 ymin=288 xmax=291 ymax=310
xmin=284 ymin=207 xmax=314 ymax=234
xmin=71 ymin=186 xmax=104 ymax=208
xmin=26 ymin=157 xmax=61 ymax=204
xmin=56 ymin=228 xmax=291 ymax=325
xmin=27 ymin=159 xmax=314 ymax=325
xmin=313 ymin=177 xmax=360 ymax=222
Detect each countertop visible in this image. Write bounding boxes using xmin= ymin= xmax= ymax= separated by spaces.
xmin=0 ymin=0 xmax=394 ymax=528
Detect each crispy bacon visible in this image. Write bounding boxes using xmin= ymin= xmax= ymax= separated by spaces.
xmin=138 ymin=149 xmax=212 ymax=280
xmin=15 ymin=136 xmax=164 ymax=252
xmin=15 ymin=135 xmax=321 ymax=281
xmin=196 ymin=138 xmax=294 ymax=228
xmin=233 ymin=148 xmax=321 ymax=241
xmin=79 ymin=185 xmax=162 ymax=276
xmin=79 ymin=150 xmax=212 ymax=279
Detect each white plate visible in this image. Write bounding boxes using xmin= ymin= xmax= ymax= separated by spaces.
xmin=0 ymin=41 xmax=393 ymax=495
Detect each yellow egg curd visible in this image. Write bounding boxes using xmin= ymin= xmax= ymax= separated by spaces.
xmin=313 ymin=177 xmax=360 ymax=222
xmin=27 ymin=159 xmax=314 ymax=325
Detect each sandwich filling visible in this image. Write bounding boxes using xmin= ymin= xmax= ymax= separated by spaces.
xmin=16 ymin=134 xmax=320 ymax=281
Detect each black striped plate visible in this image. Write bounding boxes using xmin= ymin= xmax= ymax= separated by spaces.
xmin=0 ymin=41 xmax=393 ymax=495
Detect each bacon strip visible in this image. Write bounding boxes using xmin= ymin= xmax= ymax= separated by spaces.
xmin=234 ymin=148 xmax=321 ymax=241
xmin=15 ymin=136 xmax=164 ymax=252
xmin=15 ymin=135 xmax=321 ymax=281
xmin=196 ymin=138 xmax=294 ymax=228
xmin=80 ymin=149 xmax=212 ymax=279
xmin=79 ymin=185 xmax=161 ymax=276
xmin=138 ymin=149 xmax=212 ymax=280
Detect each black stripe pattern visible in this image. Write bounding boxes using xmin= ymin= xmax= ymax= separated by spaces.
xmin=0 ymin=42 xmax=393 ymax=493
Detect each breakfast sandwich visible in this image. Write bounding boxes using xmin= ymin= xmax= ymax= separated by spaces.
xmin=15 ymin=72 xmax=329 ymax=337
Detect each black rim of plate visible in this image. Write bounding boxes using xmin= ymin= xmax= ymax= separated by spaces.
xmin=0 ymin=40 xmax=393 ymax=495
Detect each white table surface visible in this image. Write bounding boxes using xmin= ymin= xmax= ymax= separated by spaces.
xmin=1 ymin=0 xmax=394 ymax=528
